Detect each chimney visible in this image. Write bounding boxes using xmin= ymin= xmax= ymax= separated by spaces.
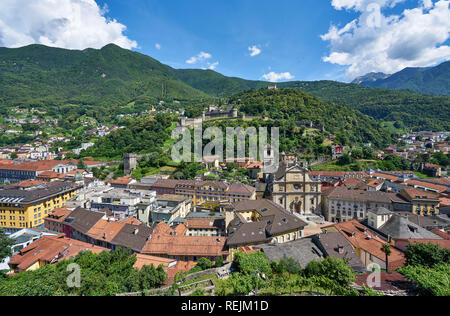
xmin=338 ymin=246 xmax=344 ymax=254
xmin=134 ymin=228 xmax=139 ymax=235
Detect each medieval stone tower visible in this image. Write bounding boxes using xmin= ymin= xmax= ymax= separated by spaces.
xmin=123 ymin=154 xmax=139 ymax=174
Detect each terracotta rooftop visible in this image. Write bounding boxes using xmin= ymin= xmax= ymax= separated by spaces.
xmin=87 ymin=220 xmax=125 ymax=242
xmin=185 ymin=218 xmax=225 ymax=230
xmin=330 ymin=220 xmax=406 ymax=270
xmin=45 ymin=207 xmax=72 ymax=223
xmin=394 ymin=238 xmax=450 ymax=252
xmin=355 ymin=272 xmax=413 ymax=292
xmin=326 ymin=186 xmax=401 ymax=203
xmin=9 ymin=235 xmax=107 ymax=272
xmin=142 ymin=222 xmax=228 ymax=258
xmin=110 ymin=175 xmax=134 ymax=186
xmin=401 ymin=187 xmax=440 ymax=201
xmin=133 ymin=253 xmax=176 ymax=270
xmin=405 ymin=179 xmax=447 ymax=193
xmin=11 ymin=179 xmax=46 ymax=188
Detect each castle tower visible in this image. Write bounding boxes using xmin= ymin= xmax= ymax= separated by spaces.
xmin=124 ymin=154 xmax=138 ymax=174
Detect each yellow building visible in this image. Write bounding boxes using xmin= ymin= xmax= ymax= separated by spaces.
xmin=399 ymin=187 xmax=440 ymax=216
xmin=225 ymin=199 xmax=307 ymax=259
xmin=174 ymin=180 xmax=256 ymax=206
xmin=0 ymin=182 xmax=80 ymax=233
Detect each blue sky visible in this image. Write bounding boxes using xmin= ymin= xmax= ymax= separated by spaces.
xmin=1 ymin=0 xmax=449 ymax=82
xmin=94 ymin=0 xmax=359 ymax=81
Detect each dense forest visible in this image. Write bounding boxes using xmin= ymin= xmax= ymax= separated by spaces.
xmin=229 ymin=89 xmax=394 ymax=149
xmin=277 ymin=81 xmax=450 ymax=131
xmin=356 ymin=61 xmax=450 ymax=96
xmin=79 ymin=114 xmax=175 ymax=160
xmin=0 ymin=44 xmax=208 ymax=108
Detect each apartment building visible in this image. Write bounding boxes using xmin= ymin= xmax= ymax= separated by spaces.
xmin=322 ymin=187 xmax=402 ymax=223
xmin=0 ymin=182 xmax=81 ymax=233
xmin=150 ymin=179 xmax=256 ymax=205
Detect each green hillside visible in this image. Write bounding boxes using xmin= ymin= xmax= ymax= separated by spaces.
xmin=358 ymin=61 xmax=450 ymax=96
xmin=1 ymin=44 xmax=449 ymax=132
xmin=174 ymin=69 xmax=266 ymax=97
xmin=228 ymin=89 xmax=394 ymax=149
xmin=0 ymin=44 xmax=208 ymax=107
xmin=279 ymin=81 xmax=450 ymax=131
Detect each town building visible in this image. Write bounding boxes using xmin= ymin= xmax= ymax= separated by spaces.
xmin=0 ymin=182 xmax=81 ymax=233
xmin=8 ymin=234 xmax=107 ymax=273
xmin=149 ymin=179 xmax=256 ymax=205
xmin=184 ymin=217 xmax=226 ymax=237
xmin=225 ymin=199 xmax=307 ymax=258
xmin=89 ymin=187 xmax=157 ymax=219
xmin=322 ymin=186 xmax=402 ymax=223
xmin=270 ymin=163 xmax=321 ymax=215
xmin=141 ymin=222 xmax=229 ymax=264
xmin=0 ymin=228 xmax=57 ymax=271
xmin=255 ymin=237 xmax=324 ymax=268
xmin=138 ymin=194 xmax=192 ymax=226
xmin=312 ymin=231 xmax=366 ymax=271
xmin=397 ymin=188 xmax=441 ymax=216
xmin=325 ymin=220 xmax=405 ymax=271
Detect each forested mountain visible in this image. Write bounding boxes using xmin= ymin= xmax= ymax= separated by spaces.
xmin=355 ymin=61 xmax=450 ymax=96
xmin=0 ymin=44 xmax=208 ymax=107
xmin=1 ymin=44 xmax=449 ymax=131
xmin=278 ymin=81 xmax=450 ymax=131
xmin=352 ymin=72 xmax=390 ymax=85
xmin=228 ymin=89 xmax=394 ymax=149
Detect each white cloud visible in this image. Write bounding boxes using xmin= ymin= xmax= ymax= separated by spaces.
xmin=186 ymin=51 xmax=212 ymax=64
xmin=261 ymin=72 xmax=294 ymax=82
xmin=248 ymin=45 xmax=261 ymax=57
xmin=321 ymin=0 xmax=450 ymax=80
xmin=208 ymin=61 xmax=219 ymax=70
xmin=0 ymin=0 xmax=137 ymax=50
xmin=331 ymin=0 xmax=405 ymax=11
xmin=155 ymin=43 xmax=161 ymax=50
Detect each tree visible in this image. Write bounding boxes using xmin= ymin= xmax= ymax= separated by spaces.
xmin=398 ymin=264 xmax=450 ymax=296
xmin=0 ymin=228 xmax=14 ymax=264
xmin=139 ymin=264 xmax=167 ymax=290
xmin=214 ymin=256 xmax=224 ymax=268
xmin=196 ymin=257 xmax=214 ymax=270
xmin=304 ymin=257 xmax=356 ymax=287
xmin=278 ymin=257 xmax=301 ymax=294
xmin=381 ymin=244 xmax=392 ymax=272
xmin=404 ymin=243 xmax=450 ymax=268
xmin=279 ymin=257 xmax=301 ymax=275
xmin=233 ymin=251 xmax=271 ymax=276
xmin=77 ymin=159 xmax=87 ymax=170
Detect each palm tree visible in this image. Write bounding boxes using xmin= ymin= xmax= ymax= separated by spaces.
xmin=381 ymin=244 xmax=392 ymax=273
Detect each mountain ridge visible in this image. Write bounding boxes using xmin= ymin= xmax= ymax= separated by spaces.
xmin=0 ymin=44 xmax=449 ymax=131
xmin=354 ymin=61 xmax=450 ymax=95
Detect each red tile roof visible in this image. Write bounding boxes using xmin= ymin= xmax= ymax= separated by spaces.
xmin=431 ymin=230 xmax=450 ymax=240
xmin=11 ymin=179 xmax=45 ymax=188
xmin=110 ymin=175 xmax=134 ymax=186
xmin=9 ymin=235 xmax=107 ymax=272
xmin=394 ymin=238 xmax=450 ymax=251
xmin=141 ymin=222 xmax=228 ymax=258
xmin=330 ymin=220 xmax=406 ymax=270
xmin=355 ymin=272 xmax=411 ymax=292
xmin=405 ymin=179 xmax=447 ymax=193
xmin=401 ymin=187 xmax=440 ymax=200
xmin=133 ymin=253 xmax=176 ymax=270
